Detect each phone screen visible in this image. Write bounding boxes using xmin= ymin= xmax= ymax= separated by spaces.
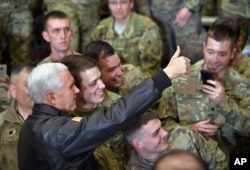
xmin=200 ymin=70 xmax=215 ymax=87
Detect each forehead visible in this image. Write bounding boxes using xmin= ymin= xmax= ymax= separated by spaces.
xmin=205 ymin=37 xmax=232 ymax=51
xmin=141 ymin=119 xmax=161 ymax=133
xmin=99 ymin=53 xmax=120 ymax=67
xmin=79 ymin=67 xmax=101 ymax=82
xmin=46 ymin=18 xmax=70 ymax=29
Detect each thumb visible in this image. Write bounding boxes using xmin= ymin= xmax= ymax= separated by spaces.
xmin=170 ymin=46 xmax=181 ymax=61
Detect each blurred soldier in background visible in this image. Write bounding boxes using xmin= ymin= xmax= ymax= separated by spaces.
xmin=0 ymin=0 xmax=40 ymax=68
xmin=151 ymin=0 xmax=208 ymax=64
xmin=43 ymin=0 xmax=100 ymax=53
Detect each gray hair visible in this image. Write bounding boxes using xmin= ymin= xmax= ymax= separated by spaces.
xmin=27 ymin=63 xmax=68 ymax=103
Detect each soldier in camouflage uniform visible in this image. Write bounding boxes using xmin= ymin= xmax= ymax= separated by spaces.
xmin=122 ymin=109 xmax=228 ymax=170
xmin=38 ymin=10 xmax=80 ymax=64
xmin=210 ymin=15 xmax=250 ymax=79
xmin=0 ymin=63 xmax=35 ymax=170
xmin=61 ymin=54 xmax=127 ymax=170
xmin=0 ymin=0 xmax=36 ymax=67
xmin=0 ymin=81 xmax=11 ymax=112
xmin=43 ymin=0 xmax=100 ymax=53
xmin=158 ymin=25 xmax=250 ymax=160
xmin=91 ymin=0 xmax=162 ymax=77
xmin=84 ymin=40 xmax=146 ymax=96
xmin=151 ymin=0 xmax=208 ymax=64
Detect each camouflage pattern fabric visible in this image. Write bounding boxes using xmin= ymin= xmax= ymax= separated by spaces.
xmin=1 ymin=7 xmax=33 ymax=66
xmin=151 ymin=0 xmax=208 ymax=64
xmin=92 ymin=12 xmax=162 ymax=77
xmin=0 ymin=100 xmax=24 ymax=170
xmin=0 ymin=82 xmax=11 ymax=112
xmin=232 ymin=53 xmax=250 ymax=79
xmin=44 ymin=0 xmax=100 ymax=53
xmin=220 ymin=0 xmax=250 ymax=17
xmin=38 ymin=51 xmax=81 ymax=65
xmin=69 ymin=90 xmax=129 ymax=170
xmin=126 ymin=126 xmax=228 ymax=170
xmin=118 ymin=64 xmax=146 ymax=96
xmin=158 ymin=60 xmax=250 ymax=156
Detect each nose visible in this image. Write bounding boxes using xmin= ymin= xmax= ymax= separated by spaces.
xmin=212 ymin=53 xmax=219 ymax=63
xmin=116 ymin=66 xmax=123 ymax=76
xmin=74 ymin=85 xmax=80 ymax=94
xmin=115 ymin=2 xmax=122 ymax=8
xmin=60 ymin=29 xmax=66 ymax=38
xmin=161 ymin=128 xmax=168 ymax=138
xmin=98 ymin=79 xmax=106 ymax=89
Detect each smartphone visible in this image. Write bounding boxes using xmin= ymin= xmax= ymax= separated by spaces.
xmin=0 ymin=64 xmax=7 ymax=79
xmin=200 ymin=70 xmax=215 ymax=87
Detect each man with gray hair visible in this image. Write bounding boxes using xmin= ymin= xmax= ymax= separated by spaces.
xmin=17 ymin=46 xmax=190 ymax=169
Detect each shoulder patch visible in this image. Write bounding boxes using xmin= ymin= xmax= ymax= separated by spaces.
xmin=71 ymin=117 xmax=82 ymax=122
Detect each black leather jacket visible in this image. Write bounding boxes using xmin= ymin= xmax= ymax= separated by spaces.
xmin=18 ymin=71 xmax=171 ymax=170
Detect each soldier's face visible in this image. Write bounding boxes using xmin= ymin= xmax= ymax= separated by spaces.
xmin=77 ymin=67 xmax=105 ymax=109
xmin=136 ymin=119 xmax=168 ymax=157
xmin=9 ymin=69 xmax=34 ymax=110
xmin=108 ymin=0 xmax=133 ymax=21
xmin=155 ymin=153 xmax=205 ymax=170
xmin=99 ymin=53 xmax=123 ymax=90
xmin=53 ymin=70 xmax=79 ymax=113
xmin=42 ymin=18 xmax=72 ymax=53
xmin=203 ymin=37 xmax=235 ymax=78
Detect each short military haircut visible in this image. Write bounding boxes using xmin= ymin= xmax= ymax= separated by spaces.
xmin=211 ymin=16 xmax=240 ymax=40
xmin=84 ymin=40 xmax=115 ymax=61
xmin=61 ymin=54 xmax=97 ymax=89
xmin=10 ymin=62 xmax=36 ymax=83
xmin=153 ymin=149 xmax=208 ymax=170
xmin=43 ymin=10 xmax=69 ymax=30
xmin=122 ymin=109 xmax=158 ymax=144
xmin=206 ymin=24 xmax=237 ymax=50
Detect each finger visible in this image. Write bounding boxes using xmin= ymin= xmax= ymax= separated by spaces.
xmin=170 ymin=46 xmax=181 ymax=60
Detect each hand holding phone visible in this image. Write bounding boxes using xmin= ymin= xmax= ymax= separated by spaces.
xmin=200 ymin=70 xmax=215 ymax=87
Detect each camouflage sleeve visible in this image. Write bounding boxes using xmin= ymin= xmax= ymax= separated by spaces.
xmin=134 ymin=0 xmax=151 ymax=17
xmin=168 ymin=126 xmax=229 ymax=170
xmin=219 ymin=94 xmax=250 ymax=136
xmin=93 ymin=133 xmax=129 ymax=170
xmin=138 ymin=25 xmax=162 ymax=77
xmin=184 ymin=0 xmax=208 ymax=12
xmin=157 ymin=88 xmax=181 ymax=129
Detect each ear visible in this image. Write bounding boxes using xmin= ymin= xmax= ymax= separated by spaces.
xmin=132 ymin=139 xmax=143 ymax=149
xmin=42 ymin=31 xmax=50 ymax=42
xmin=231 ymin=47 xmax=237 ymax=59
xmin=8 ymin=84 xmax=16 ymax=98
xmin=45 ymin=90 xmax=56 ymax=105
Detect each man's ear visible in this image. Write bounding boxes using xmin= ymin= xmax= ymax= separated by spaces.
xmin=132 ymin=139 xmax=143 ymax=149
xmin=45 ymin=90 xmax=56 ymax=105
xmin=42 ymin=31 xmax=50 ymax=42
xmin=8 ymin=84 xmax=16 ymax=98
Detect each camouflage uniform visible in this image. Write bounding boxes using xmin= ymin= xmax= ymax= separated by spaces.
xmin=117 ymin=64 xmax=146 ymax=96
xmin=92 ymin=12 xmax=162 ymax=77
xmin=232 ymin=53 xmax=250 ymax=79
xmin=219 ymin=0 xmax=250 ymax=17
xmin=158 ymin=59 xmax=250 ymax=156
xmin=151 ymin=0 xmax=208 ymax=64
xmin=0 ymin=100 xmax=24 ymax=170
xmin=38 ymin=51 xmax=81 ymax=64
xmin=0 ymin=82 xmax=11 ymax=112
xmin=43 ymin=0 xmax=100 ymax=53
xmin=70 ymin=90 xmax=129 ymax=170
xmin=0 ymin=0 xmax=35 ymax=67
xmin=99 ymin=0 xmax=151 ymax=19
xmin=126 ymin=126 xmax=228 ymax=170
